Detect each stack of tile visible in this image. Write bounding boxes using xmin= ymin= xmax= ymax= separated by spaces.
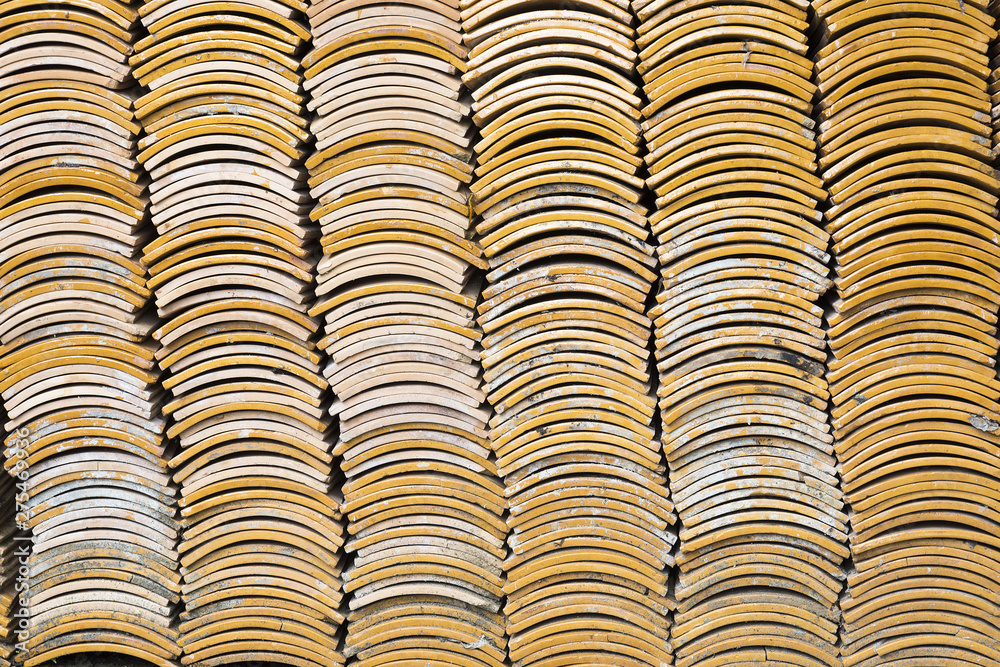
xmin=0 ymin=0 xmax=181 ymax=662
xmin=463 ymin=4 xmax=675 ymax=667
xmin=815 ymin=0 xmax=1000 ymax=664
xmin=994 ymin=0 xmax=1000 ymax=151
xmin=636 ymin=0 xmax=848 ymax=665
xmin=302 ymin=1 xmax=508 ymax=665
xmin=130 ymin=3 xmax=346 ymax=666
